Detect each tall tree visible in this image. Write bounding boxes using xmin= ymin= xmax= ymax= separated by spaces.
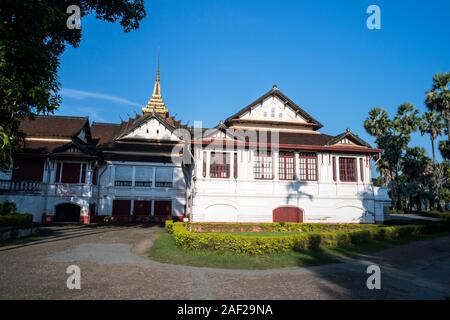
xmin=425 ymin=73 xmax=450 ymax=141
xmin=364 ymin=103 xmax=421 ymax=209
xmin=0 ymin=0 xmax=146 ymax=169
xmin=419 ymin=111 xmax=446 ymax=163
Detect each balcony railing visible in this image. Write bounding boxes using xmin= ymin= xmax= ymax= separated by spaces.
xmin=0 ymin=180 xmax=44 ymax=193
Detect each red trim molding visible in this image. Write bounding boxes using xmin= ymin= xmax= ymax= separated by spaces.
xmin=79 ymin=216 xmax=90 ymax=224
xmin=42 ymin=214 xmax=54 ymax=224
xmin=193 ymin=139 xmax=382 ymax=154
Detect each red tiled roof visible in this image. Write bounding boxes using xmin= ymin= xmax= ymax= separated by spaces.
xmin=21 ymin=140 xmax=71 ymax=154
xmin=91 ymin=122 xmax=121 ymax=145
xmin=19 ymin=115 xmax=88 ymax=138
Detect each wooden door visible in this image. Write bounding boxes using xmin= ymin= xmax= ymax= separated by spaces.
xmin=273 ymin=206 xmax=303 ymax=223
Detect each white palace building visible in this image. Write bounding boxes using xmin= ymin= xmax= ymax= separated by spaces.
xmin=0 ymin=66 xmax=390 ymax=224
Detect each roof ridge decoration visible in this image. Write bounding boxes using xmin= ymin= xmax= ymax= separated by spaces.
xmin=326 ymin=129 xmax=372 ymax=148
xmin=115 ymin=111 xmax=177 ymax=141
xmin=142 ymin=51 xmax=169 ymax=117
xmin=224 ymin=86 xmax=324 ymax=130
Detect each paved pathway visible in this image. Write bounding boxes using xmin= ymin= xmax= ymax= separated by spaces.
xmin=0 ymin=225 xmax=449 ymax=299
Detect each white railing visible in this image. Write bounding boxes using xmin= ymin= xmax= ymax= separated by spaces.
xmin=49 ymin=183 xmax=93 ymax=197
xmin=0 ymin=180 xmax=44 ymax=193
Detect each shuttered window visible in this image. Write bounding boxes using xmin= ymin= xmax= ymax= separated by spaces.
xmin=155 ymin=167 xmax=173 ymax=187
xmin=115 ymin=166 xmax=133 ymax=186
xmin=135 ymin=166 xmax=152 ymax=187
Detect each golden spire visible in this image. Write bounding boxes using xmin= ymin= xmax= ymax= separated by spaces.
xmin=142 ymin=50 xmax=169 ymax=116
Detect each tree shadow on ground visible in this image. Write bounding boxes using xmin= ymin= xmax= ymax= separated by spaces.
xmin=0 ymin=223 xmax=161 ymax=252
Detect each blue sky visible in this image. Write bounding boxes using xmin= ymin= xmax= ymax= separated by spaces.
xmin=58 ymin=0 xmax=450 ymax=158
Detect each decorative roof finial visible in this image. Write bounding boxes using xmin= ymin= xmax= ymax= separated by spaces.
xmin=272 ymin=84 xmax=278 ymax=90
xmin=142 ymin=49 xmax=169 ymax=116
xmin=156 ymin=47 xmax=160 ymax=82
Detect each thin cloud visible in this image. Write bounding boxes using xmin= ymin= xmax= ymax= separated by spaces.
xmin=77 ymin=107 xmax=106 ymax=123
xmin=61 ymin=88 xmax=141 ymax=107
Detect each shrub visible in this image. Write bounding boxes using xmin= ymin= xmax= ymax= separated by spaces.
xmin=168 ymin=222 xmax=447 ymax=255
xmin=165 ymin=220 xmax=174 ymax=234
xmin=189 ymin=222 xmax=375 ymax=234
xmin=0 ymin=214 xmax=33 ymax=226
xmin=0 ymin=201 xmax=18 ymax=216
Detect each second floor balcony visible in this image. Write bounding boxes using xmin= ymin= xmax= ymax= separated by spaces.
xmin=0 ymin=180 xmax=44 ymax=194
xmin=0 ymin=179 xmax=93 ymax=197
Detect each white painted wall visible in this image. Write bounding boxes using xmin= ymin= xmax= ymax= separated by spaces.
xmin=240 ymin=95 xmax=310 ymax=125
xmin=191 ymin=149 xmax=390 ymax=223
xmin=123 ymin=118 xmax=179 ymax=141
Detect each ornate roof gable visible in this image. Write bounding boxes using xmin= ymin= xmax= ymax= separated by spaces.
xmin=224 ymin=85 xmax=323 ymax=130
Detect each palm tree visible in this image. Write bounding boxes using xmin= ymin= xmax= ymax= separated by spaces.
xmin=426 ymin=73 xmax=450 ymax=141
xmin=419 ymin=111 xmax=446 ymax=163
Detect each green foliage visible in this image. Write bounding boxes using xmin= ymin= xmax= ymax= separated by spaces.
xmin=165 ymin=220 xmax=174 ymax=234
xmin=364 ymin=103 xmax=421 ymax=209
xmin=168 ymin=222 xmax=446 ymax=255
xmin=187 ymin=222 xmax=374 ymax=233
xmin=439 ymin=141 xmax=450 ymax=160
xmin=419 ymin=111 xmax=446 ymax=162
xmin=0 ymin=201 xmax=18 ymax=215
xmin=420 ymin=211 xmax=450 ymax=220
xmin=0 ymin=1 xmax=146 ymax=169
xmin=426 ymin=73 xmax=450 ymax=138
xmin=0 ymin=213 xmax=33 ymax=226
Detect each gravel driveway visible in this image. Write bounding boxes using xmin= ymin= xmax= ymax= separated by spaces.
xmin=0 ymin=224 xmax=449 ymax=299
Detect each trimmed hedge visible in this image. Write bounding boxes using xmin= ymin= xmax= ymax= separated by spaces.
xmin=419 ymin=211 xmax=450 ymax=220
xmin=189 ymin=222 xmax=375 ymax=233
xmin=0 ymin=214 xmax=34 ymax=226
xmin=165 ymin=220 xmax=175 ymax=234
xmin=166 ymin=221 xmax=450 ymax=255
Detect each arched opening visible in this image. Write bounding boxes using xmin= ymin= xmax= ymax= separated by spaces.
xmin=55 ymin=203 xmax=81 ymax=222
xmin=273 ymin=206 xmax=304 ymax=223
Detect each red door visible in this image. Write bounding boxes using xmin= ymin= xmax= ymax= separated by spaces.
xmin=134 ymin=200 xmax=151 ymax=216
xmin=273 ymin=207 xmax=303 ymax=223
xmin=112 ymin=200 xmax=131 ymax=221
xmin=154 ymin=201 xmax=172 ymax=218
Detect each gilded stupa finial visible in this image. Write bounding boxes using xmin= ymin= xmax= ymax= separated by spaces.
xmin=142 ymin=49 xmax=169 ymax=116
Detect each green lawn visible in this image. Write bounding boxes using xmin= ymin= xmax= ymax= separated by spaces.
xmin=148 ymin=228 xmax=449 ymax=270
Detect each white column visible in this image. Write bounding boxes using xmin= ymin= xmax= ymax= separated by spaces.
xmin=295 ymin=152 xmax=300 ymax=181
xmin=230 ymin=152 xmax=235 ymax=179
xmin=206 ymin=150 xmax=210 ymax=178
xmin=273 ymin=150 xmax=279 ymax=180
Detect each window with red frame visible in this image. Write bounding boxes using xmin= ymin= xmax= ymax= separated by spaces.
xmin=299 ymin=153 xmax=317 ymax=181
xmin=278 ymin=151 xmax=295 ymax=180
xmin=234 ymin=152 xmax=238 ymax=179
xmin=339 ymin=157 xmax=357 ymax=182
xmin=360 ymin=158 xmax=364 ymax=182
xmin=202 ymin=151 xmax=207 ymax=177
xmin=332 ymin=156 xmax=337 ymax=182
xmin=254 ymin=151 xmax=273 ymax=180
xmin=55 ymin=162 xmax=84 ymax=184
xmin=210 ymin=152 xmax=230 ymax=178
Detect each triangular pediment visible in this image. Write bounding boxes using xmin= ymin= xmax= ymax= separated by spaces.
xmin=52 ymin=141 xmax=95 ymax=156
xmin=326 ymin=131 xmax=371 ymax=148
xmin=225 ymin=86 xmax=323 ymax=130
xmin=119 ymin=114 xmax=180 ymax=142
